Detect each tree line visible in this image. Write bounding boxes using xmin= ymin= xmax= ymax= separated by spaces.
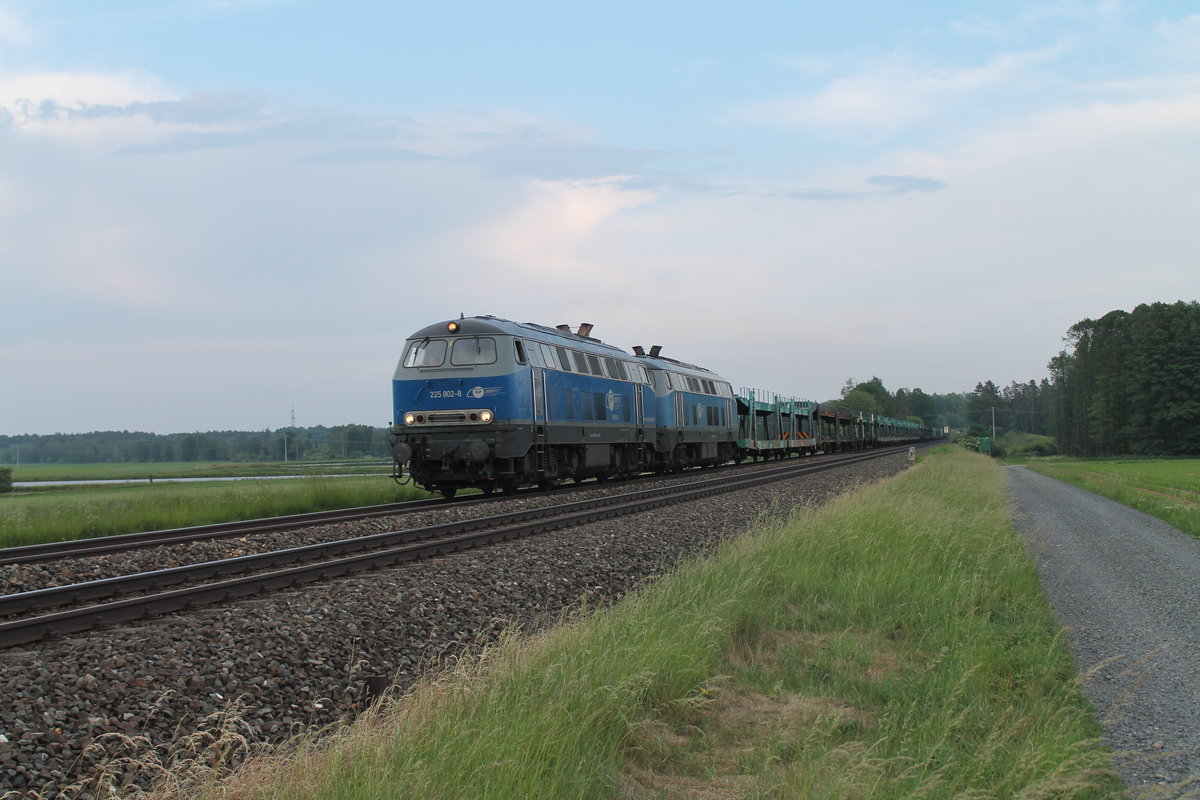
xmin=830 ymin=377 xmax=970 ymax=432
xmin=954 ymin=300 xmax=1198 ymax=458
xmin=0 ymin=425 xmax=391 ymax=465
xmin=1048 ymin=301 xmax=1200 ymax=457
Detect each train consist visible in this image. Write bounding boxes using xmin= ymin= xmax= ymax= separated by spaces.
xmin=390 ymin=316 xmax=939 ymax=497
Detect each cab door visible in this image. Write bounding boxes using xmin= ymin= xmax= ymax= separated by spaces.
xmin=531 ymin=367 xmax=547 ymax=477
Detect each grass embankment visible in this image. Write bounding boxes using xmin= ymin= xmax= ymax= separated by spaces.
xmin=0 ymin=478 xmax=431 ymax=549
xmin=169 ymin=447 xmax=1118 ymax=800
xmin=1028 ymin=459 xmax=1200 ymax=539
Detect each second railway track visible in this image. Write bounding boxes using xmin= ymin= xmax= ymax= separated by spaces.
xmin=0 ymin=447 xmax=913 ymax=649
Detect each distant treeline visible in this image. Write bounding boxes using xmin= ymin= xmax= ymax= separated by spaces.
xmin=1049 ymin=300 xmax=1200 ymax=457
xmin=0 ymin=425 xmax=390 ymax=464
xmin=964 ymin=378 xmax=1055 ymax=438
xmin=832 ymin=376 xmax=1053 ymax=442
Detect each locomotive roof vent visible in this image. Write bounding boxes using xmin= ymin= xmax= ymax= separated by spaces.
xmin=556 ymin=324 xmax=571 ymax=333
xmin=649 ymin=345 xmax=662 ymax=357
xmin=633 ymin=345 xmax=646 ymax=357
xmin=577 ymin=322 xmax=594 ymax=338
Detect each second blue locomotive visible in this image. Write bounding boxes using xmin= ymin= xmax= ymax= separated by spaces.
xmin=390 ymin=315 xmax=936 ymax=497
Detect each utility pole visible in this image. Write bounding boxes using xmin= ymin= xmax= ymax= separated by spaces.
xmin=286 ymin=404 xmax=296 ymax=463
xmin=991 ymin=407 xmax=996 ymax=441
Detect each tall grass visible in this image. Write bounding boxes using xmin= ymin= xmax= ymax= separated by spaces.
xmin=167 ymin=447 xmax=1118 ymax=800
xmin=1028 ymin=459 xmax=1200 ymax=539
xmin=0 ymin=478 xmax=431 ymax=549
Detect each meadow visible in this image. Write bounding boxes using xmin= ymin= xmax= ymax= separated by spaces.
xmin=8 ymin=459 xmax=392 ymax=483
xmin=1027 ymin=458 xmax=1200 ymax=539
xmin=148 ymin=447 xmax=1119 ymax=800
xmin=0 ymin=472 xmax=431 ymax=549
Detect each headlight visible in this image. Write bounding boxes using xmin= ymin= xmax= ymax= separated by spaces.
xmin=403 ymin=412 xmax=416 ymax=425
xmin=480 ymin=410 xmax=494 ymax=423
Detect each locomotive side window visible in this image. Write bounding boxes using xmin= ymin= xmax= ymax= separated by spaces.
xmin=556 ymin=347 xmax=573 ymax=371
xmin=404 ymin=339 xmax=447 ymax=368
xmin=514 ymin=340 xmax=528 ymax=365
xmin=616 ymin=361 xmax=630 ymax=381
xmin=540 ymin=344 xmax=558 ymax=369
xmin=586 ymin=354 xmax=602 ymax=375
xmin=450 ymin=337 xmax=497 ymax=366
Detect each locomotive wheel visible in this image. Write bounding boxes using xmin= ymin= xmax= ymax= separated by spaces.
xmin=440 ymin=487 xmax=458 ymax=499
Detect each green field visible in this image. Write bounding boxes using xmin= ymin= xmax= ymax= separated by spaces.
xmin=7 ymin=459 xmax=391 ymax=483
xmin=0 ymin=475 xmax=432 ymax=549
xmin=1027 ymin=458 xmax=1200 ymax=539
xmin=154 ymin=448 xmax=1118 ymax=800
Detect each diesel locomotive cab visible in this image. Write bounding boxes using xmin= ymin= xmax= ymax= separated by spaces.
xmin=390 ymin=318 xmax=531 ymax=498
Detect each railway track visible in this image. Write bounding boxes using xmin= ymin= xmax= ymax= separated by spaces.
xmin=1 ymin=446 xmax=902 ymax=567
xmin=0 ymin=494 xmax=479 ymax=566
xmin=0 ymin=446 xmax=915 ymax=649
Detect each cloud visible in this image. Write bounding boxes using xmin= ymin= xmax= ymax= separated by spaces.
xmin=114 ymin=113 xmax=402 ymax=155
xmin=777 ymin=174 xmax=948 ymax=200
xmin=866 ymin=174 xmax=948 ymax=193
xmin=463 ymin=141 xmax=666 ymax=181
xmin=735 ymin=44 xmax=1067 ymax=135
xmin=0 ymin=70 xmax=174 ymax=121
xmin=36 ymin=90 xmax=269 ymax=124
xmin=305 ymin=145 xmax=438 ymax=163
xmin=468 ymin=177 xmax=656 ymax=276
xmin=1155 ymin=14 xmax=1200 ymax=63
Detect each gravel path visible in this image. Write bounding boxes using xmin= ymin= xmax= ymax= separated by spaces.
xmin=1006 ymin=466 xmax=1200 ymax=798
xmin=0 ymin=454 xmax=909 ymax=798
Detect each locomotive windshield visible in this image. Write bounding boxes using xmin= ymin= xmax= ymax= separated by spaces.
xmin=402 ymin=336 xmax=498 ymax=368
xmin=403 ymin=339 xmax=447 ymax=367
xmin=450 ymin=337 xmax=497 ymax=366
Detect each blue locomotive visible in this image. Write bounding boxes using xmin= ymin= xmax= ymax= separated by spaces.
xmin=389 ymin=315 xmax=937 ymax=497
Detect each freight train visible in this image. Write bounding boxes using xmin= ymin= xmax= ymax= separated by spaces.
xmin=390 ymin=316 xmax=938 ymax=497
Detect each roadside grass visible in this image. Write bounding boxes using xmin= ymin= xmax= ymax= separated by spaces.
xmin=0 ymin=478 xmax=431 ymax=549
xmin=7 ymin=460 xmax=391 ymax=483
xmin=1027 ymin=459 xmax=1200 ymax=539
xmin=148 ymin=447 xmax=1119 ymax=800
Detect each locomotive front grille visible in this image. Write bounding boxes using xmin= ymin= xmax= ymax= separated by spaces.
xmin=402 ymin=408 xmax=496 ymax=426
xmin=428 ymin=412 xmax=468 ymax=424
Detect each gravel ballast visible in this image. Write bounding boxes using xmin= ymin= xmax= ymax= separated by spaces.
xmin=0 ymin=454 xmax=910 ymax=797
xmin=1007 ymin=465 xmax=1200 ymax=797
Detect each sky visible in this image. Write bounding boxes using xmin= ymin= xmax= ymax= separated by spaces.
xmin=1 ymin=1 xmax=1197 ymax=435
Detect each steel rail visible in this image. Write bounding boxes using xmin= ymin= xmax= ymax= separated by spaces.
xmin=0 ymin=495 xmax=484 ymax=566
xmin=0 ymin=446 xmax=917 ymax=649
